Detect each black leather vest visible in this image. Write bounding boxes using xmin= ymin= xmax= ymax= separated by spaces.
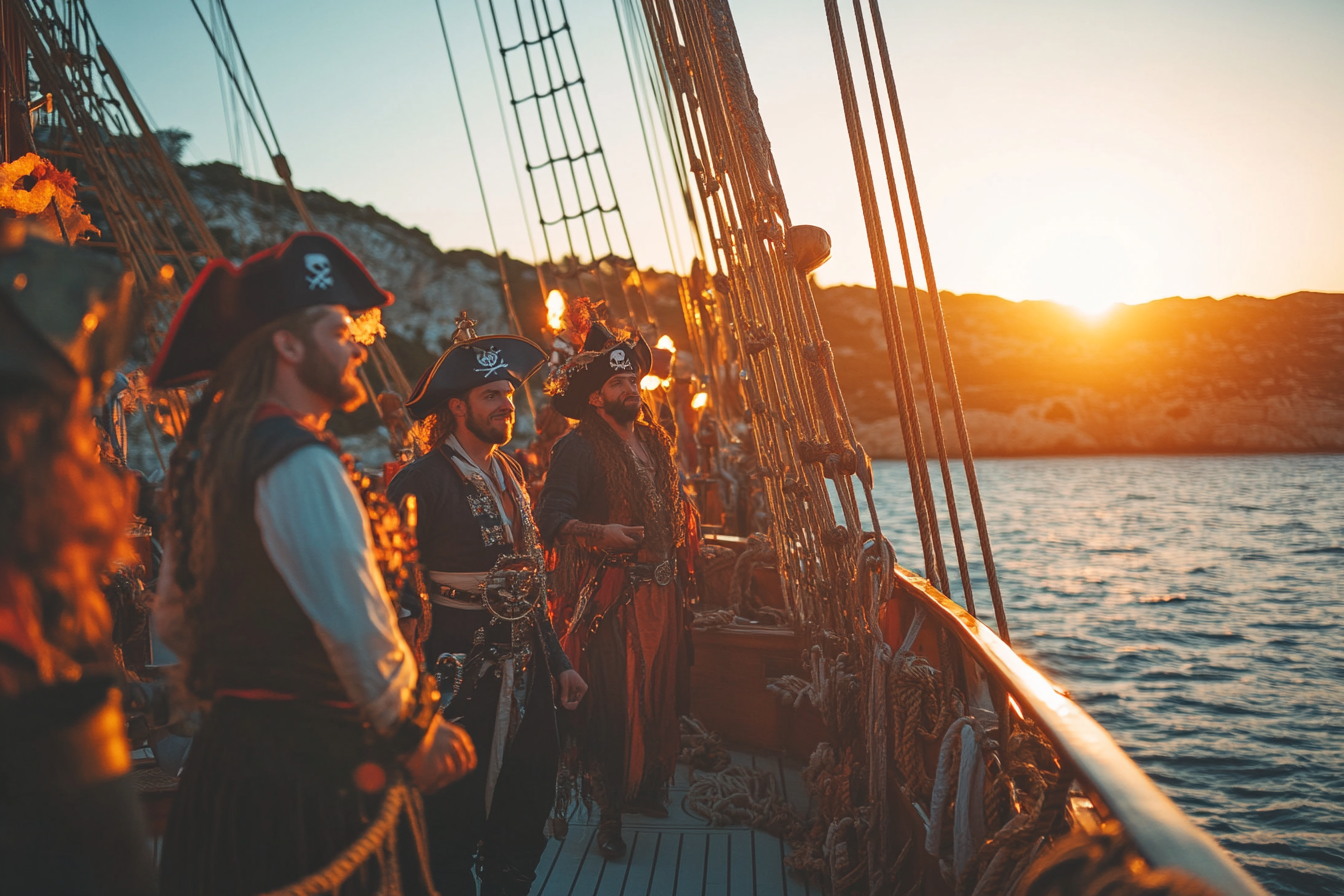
xmin=190 ymin=415 xmax=349 ymax=704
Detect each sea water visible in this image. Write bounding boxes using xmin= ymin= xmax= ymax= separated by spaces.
xmin=860 ymin=454 xmax=1343 ymax=895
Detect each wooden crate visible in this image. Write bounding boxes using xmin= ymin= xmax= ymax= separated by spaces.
xmin=689 ymin=625 xmax=826 ymax=758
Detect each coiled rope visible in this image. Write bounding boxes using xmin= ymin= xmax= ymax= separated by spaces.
xmin=677 ymin=716 xmax=805 ymax=842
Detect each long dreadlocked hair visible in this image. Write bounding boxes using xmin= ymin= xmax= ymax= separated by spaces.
xmin=575 ymin=401 xmax=685 ymax=557
xmin=0 ymin=383 xmax=130 ymax=686
xmin=163 ymin=307 xmax=325 ymax=690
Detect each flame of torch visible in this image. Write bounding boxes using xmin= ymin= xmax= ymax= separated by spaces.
xmin=546 ymin=290 xmax=566 ymax=332
xmin=691 ymin=392 xmax=709 ymax=410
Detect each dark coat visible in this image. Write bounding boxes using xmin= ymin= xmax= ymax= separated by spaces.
xmin=535 ymin=430 xmax=611 ymax=548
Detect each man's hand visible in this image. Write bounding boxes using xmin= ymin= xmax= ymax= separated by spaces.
xmin=598 ymin=524 xmax=644 ymax=550
xmin=561 ymin=520 xmax=644 ymax=550
xmin=557 ymin=669 xmax=588 ymax=710
xmin=404 ymin=715 xmax=476 ymax=793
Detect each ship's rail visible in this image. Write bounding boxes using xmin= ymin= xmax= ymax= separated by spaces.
xmin=889 ymin=564 xmax=1268 ymax=896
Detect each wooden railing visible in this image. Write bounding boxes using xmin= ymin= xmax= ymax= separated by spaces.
xmin=890 ymin=564 xmax=1268 ymax=896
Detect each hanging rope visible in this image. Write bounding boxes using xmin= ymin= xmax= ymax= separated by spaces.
xmin=480 ymin=0 xmax=655 ymax=324
xmin=612 ymin=0 xmax=683 ymax=275
xmin=188 ymin=0 xmax=317 ymax=231
xmin=430 ymin=0 xmax=537 ymax=425
xmin=863 ymin=0 xmax=1011 ymax=643
xmin=844 ymin=0 xmax=979 ymax=616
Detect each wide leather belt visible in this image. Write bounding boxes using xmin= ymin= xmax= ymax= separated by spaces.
xmin=626 ymin=559 xmax=674 ymax=587
xmin=430 ymin=583 xmax=484 ymax=609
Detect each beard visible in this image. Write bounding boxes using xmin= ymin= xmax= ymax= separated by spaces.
xmin=465 ymin=404 xmax=513 ymax=445
xmin=602 ymin=393 xmax=641 ymax=425
xmin=297 ymin=339 xmax=365 ymax=413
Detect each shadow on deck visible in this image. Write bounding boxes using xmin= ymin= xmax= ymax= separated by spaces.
xmin=533 ymin=750 xmax=816 ymax=896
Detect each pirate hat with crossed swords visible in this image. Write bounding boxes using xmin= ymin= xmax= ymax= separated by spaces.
xmin=544 ymin=321 xmax=652 ymax=420
xmin=148 ymin=232 xmax=391 ymax=388
xmin=403 ymin=311 xmax=547 ymax=421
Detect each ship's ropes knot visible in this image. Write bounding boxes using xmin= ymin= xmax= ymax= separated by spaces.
xmin=886 ymin=648 xmax=944 ymax=803
xmin=809 ymin=339 xmax=836 ymax=365
xmin=694 ymin=535 xmax=787 ymax=629
xmin=1008 ymin=824 xmax=1223 ymax=896
xmin=959 ymin=717 xmax=1063 ymax=896
xmin=757 ymin=219 xmax=784 ymax=242
xmin=744 ymin=325 xmax=776 ymax=355
xmin=679 ymin=715 xmax=732 ymax=772
xmin=797 ymin=438 xmax=836 ymax=463
xmin=799 ymin=439 xmax=859 ymax=477
xmin=766 ymin=641 xmax=862 ymax=742
xmin=784 ymin=743 xmax=868 ymax=894
xmin=684 ymin=760 xmax=805 ymax=839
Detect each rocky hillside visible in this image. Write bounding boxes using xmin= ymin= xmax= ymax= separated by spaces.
xmin=176 ymin=161 xmax=1344 ymax=458
xmin=817 ymin=285 xmax=1344 ymax=456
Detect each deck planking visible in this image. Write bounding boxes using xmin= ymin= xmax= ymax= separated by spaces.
xmin=532 ymin=751 xmax=812 ymax=896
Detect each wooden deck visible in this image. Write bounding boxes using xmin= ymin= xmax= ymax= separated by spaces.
xmin=532 ymin=750 xmax=816 ymax=896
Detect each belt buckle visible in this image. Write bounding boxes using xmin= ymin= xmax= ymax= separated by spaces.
xmin=654 ymin=560 xmax=674 ymax=586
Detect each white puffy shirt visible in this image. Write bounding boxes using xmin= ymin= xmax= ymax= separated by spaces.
xmin=155 ymin=443 xmax=418 ymax=735
xmin=253 ymin=444 xmax=418 ymax=733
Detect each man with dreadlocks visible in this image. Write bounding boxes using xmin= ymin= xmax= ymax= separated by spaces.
xmin=0 ymin=224 xmax=157 ymax=894
xmin=386 ymin=313 xmax=586 ymax=896
xmin=149 ymin=233 xmax=474 ymax=895
xmin=537 ymin=320 xmax=698 ymax=860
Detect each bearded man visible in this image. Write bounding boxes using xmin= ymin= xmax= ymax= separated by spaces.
xmin=537 ymin=322 xmax=697 ymax=860
xmin=386 ymin=314 xmax=586 ymax=896
xmin=150 ymin=233 xmax=474 ymax=895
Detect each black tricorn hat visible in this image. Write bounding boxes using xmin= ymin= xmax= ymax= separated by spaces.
xmin=148 ymin=232 xmax=392 ymax=388
xmin=0 ymin=224 xmax=138 ymax=399
xmin=544 ymin=322 xmax=652 ymax=420
xmin=404 ymin=334 xmax=547 ymax=421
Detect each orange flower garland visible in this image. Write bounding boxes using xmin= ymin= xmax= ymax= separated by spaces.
xmin=0 ymin=152 xmax=99 ymax=243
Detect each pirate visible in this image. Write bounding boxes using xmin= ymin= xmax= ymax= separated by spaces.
xmin=537 ymin=321 xmax=698 ymax=860
xmin=0 ymin=225 xmax=158 ymax=894
xmin=150 ymin=232 xmax=475 ymax=895
xmin=386 ymin=313 xmax=586 ymax=896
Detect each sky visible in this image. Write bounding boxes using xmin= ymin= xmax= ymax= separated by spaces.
xmin=84 ymin=0 xmax=1344 ymax=314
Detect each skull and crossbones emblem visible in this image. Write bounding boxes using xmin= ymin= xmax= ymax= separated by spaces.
xmin=474 ymin=346 xmax=509 ymax=377
xmin=609 ymin=348 xmax=633 ymax=371
xmin=304 ymin=253 xmax=333 ymax=291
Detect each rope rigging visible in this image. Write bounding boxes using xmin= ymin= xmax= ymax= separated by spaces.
xmin=481 ymin=0 xmax=654 ymax=323
xmin=820 ymin=0 xmax=1009 ymax=641
xmin=623 ymin=1 xmax=1044 ymax=892
xmin=188 ymin=0 xmax=317 ymax=232
xmin=472 ymin=0 xmax=543 ymax=267
xmin=187 ymin=0 xmax=417 ymax=431
xmin=611 ymin=0 xmax=689 ymax=276
xmin=430 ymin=0 xmax=538 ymax=427
xmin=9 ymin=0 xmax=225 ymax=453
